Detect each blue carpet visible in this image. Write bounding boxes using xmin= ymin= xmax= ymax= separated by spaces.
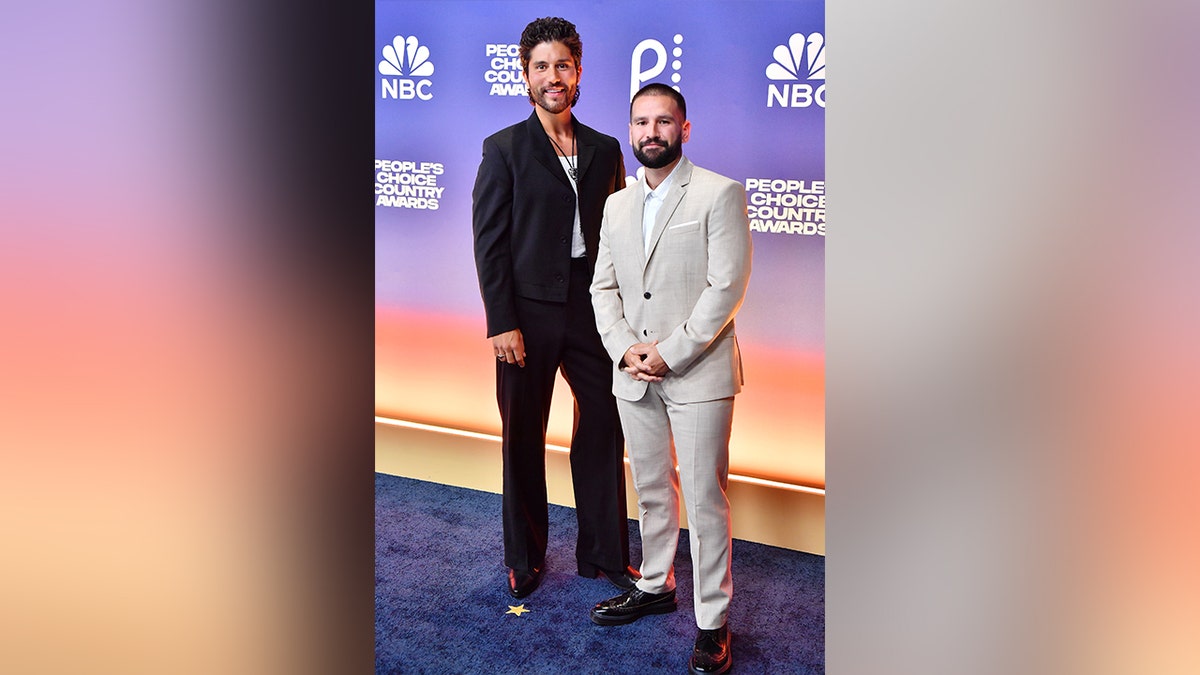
xmin=376 ymin=473 xmax=824 ymax=674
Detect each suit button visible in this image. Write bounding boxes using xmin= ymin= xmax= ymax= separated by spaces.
xmin=555 ymin=274 xmax=564 ymax=282
xmin=643 ymin=329 xmax=648 ymax=336
xmin=562 ymin=195 xmax=571 ymax=202
xmin=560 ymin=236 xmax=568 ymax=244
xmin=643 ymin=292 xmax=652 ymax=299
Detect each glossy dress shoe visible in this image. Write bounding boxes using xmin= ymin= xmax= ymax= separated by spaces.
xmin=589 ymin=587 xmax=677 ymax=625
xmin=578 ymin=562 xmax=641 ymax=590
xmin=688 ymin=623 xmax=731 ymax=674
xmin=507 ymin=567 xmax=542 ymax=599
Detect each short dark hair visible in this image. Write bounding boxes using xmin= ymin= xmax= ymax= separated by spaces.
xmin=630 ymin=83 xmax=687 ymax=120
xmin=519 ymin=17 xmax=582 ymax=74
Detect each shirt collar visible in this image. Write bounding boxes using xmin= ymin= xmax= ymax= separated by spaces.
xmin=642 ymin=159 xmax=683 ymax=201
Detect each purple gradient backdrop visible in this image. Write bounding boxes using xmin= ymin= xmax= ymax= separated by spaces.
xmin=375 ymin=0 xmax=826 ymax=352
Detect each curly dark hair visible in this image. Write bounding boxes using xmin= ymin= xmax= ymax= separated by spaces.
xmin=519 ymin=17 xmax=582 ymax=74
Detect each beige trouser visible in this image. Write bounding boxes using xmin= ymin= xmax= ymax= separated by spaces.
xmin=617 ymin=383 xmax=734 ymax=630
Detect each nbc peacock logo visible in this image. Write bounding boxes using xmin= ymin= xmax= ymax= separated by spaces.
xmin=765 ymin=32 xmax=825 ymax=109
xmin=380 ymin=35 xmax=435 ymax=100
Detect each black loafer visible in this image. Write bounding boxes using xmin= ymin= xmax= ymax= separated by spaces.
xmin=579 ymin=563 xmax=641 ymax=590
xmin=688 ymin=624 xmax=731 ymax=674
xmin=507 ymin=567 xmax=542 ymax=599
xmin=590 ymin=587 xmax=677 ymax=625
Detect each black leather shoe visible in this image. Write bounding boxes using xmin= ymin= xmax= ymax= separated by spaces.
xmin=688 ymin=624 xmax=731 ymax=674
xmin=579 ymin=562 xmax=641 ymax=590
xmin=507 ymin=567 xmax=542 ymax=599
xmin=590 ymin=587 xmax=677 ymax=625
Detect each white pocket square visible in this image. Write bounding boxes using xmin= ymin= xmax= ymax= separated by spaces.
xmin=668 ymin=220 xmax=700 ymax=230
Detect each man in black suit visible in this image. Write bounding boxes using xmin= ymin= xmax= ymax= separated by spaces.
xmin=471 ymin=16 xmax=637 ymax=599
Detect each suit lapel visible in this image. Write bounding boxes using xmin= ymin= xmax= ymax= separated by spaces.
xmin=575 ymin=118 xmax=596 ymax=181
xmin=525 ymin=112 xmax=572 ymax=190
xmin=629 ymin=183 xmax=648 ymax=270
xmin=644 ymin=157 xmax=693 ymax=263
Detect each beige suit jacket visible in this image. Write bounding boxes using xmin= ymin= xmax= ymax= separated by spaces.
xmin=590 ymin=156 xmax=753 ymax=404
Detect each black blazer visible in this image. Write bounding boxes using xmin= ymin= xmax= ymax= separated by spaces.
xmin=472 ymin=111 xmax=627 ymax=338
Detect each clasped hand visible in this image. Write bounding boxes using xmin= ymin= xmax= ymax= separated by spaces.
xmin=623 ymin=341 xmax=667 ymax=382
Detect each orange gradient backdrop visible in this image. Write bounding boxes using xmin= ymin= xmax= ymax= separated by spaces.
xmin=376 ymin=306 xmax=824 ymax=488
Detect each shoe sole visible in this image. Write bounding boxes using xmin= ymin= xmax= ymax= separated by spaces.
xmin=688 ymin=660 xmax=731 ymax=675
xmin=589 ymin=601 xmax=677 ymax=626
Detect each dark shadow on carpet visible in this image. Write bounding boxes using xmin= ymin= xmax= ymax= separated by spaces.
xmin=376 ymin=473 xmax=823 ymax=674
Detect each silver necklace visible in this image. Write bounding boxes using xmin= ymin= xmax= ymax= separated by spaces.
xmin=547 ymin=129 xmax=578 ymax=181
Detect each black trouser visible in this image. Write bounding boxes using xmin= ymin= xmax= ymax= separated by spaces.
xmin=497 ymin=257 xmax=630 ymax=574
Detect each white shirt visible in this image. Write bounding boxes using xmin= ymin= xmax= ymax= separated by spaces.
xmin=641 ymin=162 xmax=681 ymax=256
xmin=558 ymin=155 xmax=586 ymax=258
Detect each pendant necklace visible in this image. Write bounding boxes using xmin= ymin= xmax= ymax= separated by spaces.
xmin=547 ymin=128 xmax=578 ymax=181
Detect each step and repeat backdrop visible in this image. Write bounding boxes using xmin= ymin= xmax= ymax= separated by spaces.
xmin=376 ymin=0 xmax=825 ymax=488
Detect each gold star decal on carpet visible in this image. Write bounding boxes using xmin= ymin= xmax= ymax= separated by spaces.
xmin=505 ymin=604 xmax=531 ymax=617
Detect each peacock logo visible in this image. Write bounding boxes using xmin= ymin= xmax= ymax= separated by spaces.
xmin=766 ymin=33 xmax=825 ymax=81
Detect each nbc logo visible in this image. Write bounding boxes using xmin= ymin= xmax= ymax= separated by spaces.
xmin=765 ymin=32 xmax=825 ymax=109
xmin=380 ymin=35 xmax=434 ymax=100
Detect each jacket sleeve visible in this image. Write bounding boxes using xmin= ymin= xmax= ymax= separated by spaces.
xmin=590 ymin=201 xmax=639 ymax=365
xmin=612 ymin=148 xmax=627 ymax=195
xmin=656 ymin=179 xmax=753 ymax=373
xmin=471 ymin=136 xmax=518 ymax=338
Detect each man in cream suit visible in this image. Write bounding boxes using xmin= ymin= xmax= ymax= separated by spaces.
xmin=588 ymin=83 xmax=751 ymax=675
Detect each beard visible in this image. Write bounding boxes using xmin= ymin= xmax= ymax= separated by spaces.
xmin=529 ymin=82 xmax=579 ymax=114
xmin=633 ymin=137 xmax=682 ymax=169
